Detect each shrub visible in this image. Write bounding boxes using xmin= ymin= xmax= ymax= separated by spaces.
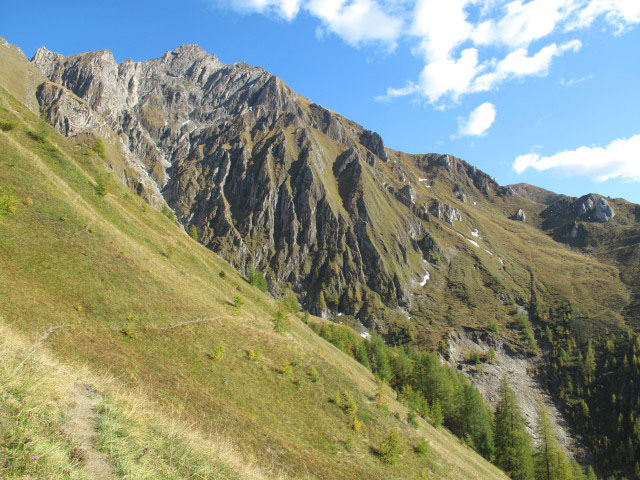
xmin=414 ymin=439 xmax=430 ymax=459
xmin=161 ymin=205 xmax=175 ymax=222
xmin=0 ymin=120 xmax=17 ymax=131
xmin=302 ymin=311 xmax=310 ymax=324
xmin=247 ymin=347 xmax=261 ymax=361
xmin=27 ymin=126 xmax=49 ymax=143
xmin=0 ymin=188 xmax=18 ymax=217
xmin=278 ymin=361 xmax=293 ymax=376
xmin=248 ymin=269 xmax=268 ymax=292
xmin=340 ymin=391 xmax=358 ymax=415
xmin=208 ymin=342 xmax=225 ymax=362
xmin=273 ymin=311 xmax=289 ymax=335
xmin=407 ymin=410 xmax=419 ymax=428
xmin=232 ymin=295 xmax=244 ymax=309
xmin=94 ymin=176 xmax=107 ymax=197
xmin=218 ymin=270 xmax=226 ymax=279
xmin=376 ymin=431 xmax=401 ymax=465
xmin=188 ymin=225 xmax=198 ymax=241
xmin=308 ymin=367 xmax=320 ymax=383
xmin=350 ymin=417 xmax=363 ymax=432
xmin=91 ymin=137 xmax=106 ymax=159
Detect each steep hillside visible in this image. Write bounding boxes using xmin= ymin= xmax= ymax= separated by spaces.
xmin=4 ymin=35 xmax=640 ymax=478
xmin=25 ymin=40 xmax=640 ymax=352
xmin=0 ymin=64 xmax=508 ymax=479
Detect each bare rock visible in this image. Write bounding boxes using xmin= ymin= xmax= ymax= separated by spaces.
xmin=515 ymin=208 xmax=526 ymax=222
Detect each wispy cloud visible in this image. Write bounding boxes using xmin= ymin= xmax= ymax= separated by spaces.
xmin=514 ymin=134 xmax=640 ymax=182
xmin=558 ymin=74 xmax=594 ymax=86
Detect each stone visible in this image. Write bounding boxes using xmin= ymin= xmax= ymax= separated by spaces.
xmin=515 ymin=209 xmax=526 ymax=222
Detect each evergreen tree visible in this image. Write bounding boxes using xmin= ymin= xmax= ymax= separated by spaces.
xmin=356 ymin=341 xmax=370 ymax=369
xmin=493 ymin=378 xmax=535 ymax=480
xmin=535 ymin=402 xmax=572 ymax=480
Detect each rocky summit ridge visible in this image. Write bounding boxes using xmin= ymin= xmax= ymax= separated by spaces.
xmin=25 ymin=42 xmax=640 ymax=344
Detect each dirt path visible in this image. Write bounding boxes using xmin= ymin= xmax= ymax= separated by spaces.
xmin=64 ymin=384 xmax=115 ymax=480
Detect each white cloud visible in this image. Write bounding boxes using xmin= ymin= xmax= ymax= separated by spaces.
xmin=374 ymin=81 xmax=419 ymax=102
xmin=513 ymin=134 xmax=640 ymax=181
xmin=456 ymin=102 xmax=497 ymax=137
xmin=221 ymin=0 xmax=302 ymax=20
xmin=569 ymin=0 xmax=640 ymax=32
xmin=215 ymin=0 xmax=640 ymax=105
xmin=418 ymin=48 xmax=481 ymax=103
xmin=471 ymin=40 xmax=582 ymax=93
xmin=307 ymin=0 xmax=404 ymax=46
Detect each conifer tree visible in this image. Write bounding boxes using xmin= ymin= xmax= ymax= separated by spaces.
xmin=493 ymin=378 xmax=534 ymax=480
xmin=535 ymin=402 xmax=572 ymax=480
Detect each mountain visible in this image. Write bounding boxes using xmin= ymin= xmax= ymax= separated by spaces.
xmin=3 ymin=35 xmax=640 ymax=478
xmin=0 ymin=39 xmax=508 ymax=480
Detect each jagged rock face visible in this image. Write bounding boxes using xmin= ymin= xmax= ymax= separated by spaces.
xmin=453 ymin=186 xmax=467 ymax=203
xmin=430 ymin=202 xmax=462 ymax=224
xmin=515 ymin=209 xmax=526 ymax=222
xmin=543 ymin=194 xmax=615 ymax=224
xmin=576 ymin=195 xmax=615 ymax=223
xmin=32 ymin=44 xmax=446 ymax=319
xmin=396 ymin=185 xmax=416 ymax=207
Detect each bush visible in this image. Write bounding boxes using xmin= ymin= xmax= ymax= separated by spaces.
xmin=0 ymin=188 xmax=18 ymax=217
xmin=340 ymin=391 xmax=358 ymax=415
xmin=94 ymin=176 xmax=107 ymax=197
xmin=246 ymin=347 xmax=261 ymax=361
xmin=350 ymin=417 xmax=363 ymax=432
xmin=414 ymin=439 xmax=430 ymax=458
xmin=207 ymin=342 xmax=225 ymax=362
xmin=248 ymin=269 xmax=268 ymax=292
xmin=162 ymin=205 xmax=175 ymax=222
xmin=188 ymin=225 xmax=198 ymax=241
xmin=232 ymin=295 xmax=244 ymax=309
xmin=273 ymin=311 xmax=290 ymax=335
xmin=91 ymin=137 xmax=106 ymax=159
xmin=376 ymin=431 xmax=402 ymax=465
xmin=0 ymin=120 xmax=17 ymax=131
xmin=407 ymin=410 xmax=419 ymax=428
xmin=218 ymin=270 xmax=226 ymax=279
xmin=308 ymin=367 xmax=320 ymax=383
xmin=302 ymin=311 xmax=310 ymax=324
xmin=278 ymin=361 xmax=293 ymax=376
xmin=27 ymin=126 xmax=49 ymax=143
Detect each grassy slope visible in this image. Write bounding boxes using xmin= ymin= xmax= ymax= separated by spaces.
xmin=0 ymin=86 xmax=507 ymax=479
xmin=381 ymin=151 xmax=632 ymax=347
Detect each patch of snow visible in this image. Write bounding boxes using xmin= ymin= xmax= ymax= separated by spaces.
xmin=420 ymin=272 xmax=430 ymax=286
xmin=418 ymin=178 xmax=428 ymax=182
xmin=179 ymin=120 xmax=191 ymax=129
xmin=499 ymin=257 xmax=504 ymax=266
xmin=360 ymin=331 xmax=371 ymax=340
xmin=484 ymin=249 xmax=493 ymax=256
xmin=248 ymin=106 xmax=253 ymax=112
xmin=471 ymin=229 xmax=479 ymax=237
xmin=337 ymin=313 xmax=343 ymax=317
xmin=467 ymin=239 xmax=480 ymax=248
xmin=473 ymin=201 xmax=477 ymax=205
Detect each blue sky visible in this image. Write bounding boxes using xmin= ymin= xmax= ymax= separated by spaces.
xmin=2 ymin=0 xmax=639 ymax=202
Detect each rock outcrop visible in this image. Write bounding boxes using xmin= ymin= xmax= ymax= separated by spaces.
xmin=430 ymin=202 xmax=462 ymax=224
xmin=543 ymin=194 xmax=615 ymax=223
xmin=515 ymin=209 xmax=526 ymax=222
